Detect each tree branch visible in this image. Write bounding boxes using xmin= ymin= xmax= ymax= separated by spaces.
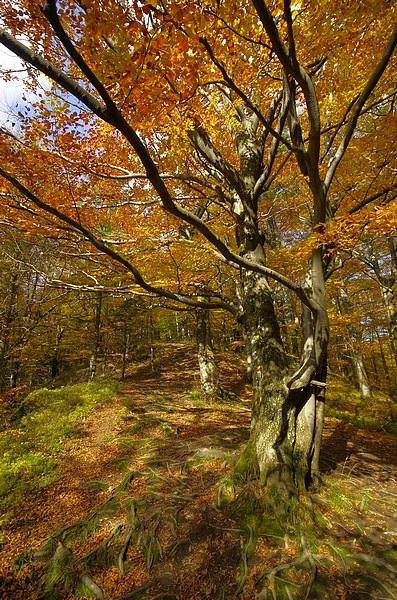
xmin=41 ymin=0 xmax=117 ymax=113
xmin=0 ymin=165 xmax=317 ymax=313
xmin=324 ymin=22 xmax=397 ymax=192
xmin=348 ymin=183 xmax=397 ymax=215
xmin=187 ymin=126 xmax=243 ymax=191
xmin=0 ymin=166 xmax=237 ymax=314
xmin=199 ymin=36 xmax=294 ymax=153
xmin=0 ymin=28 xmax=110 ymax=122
xmin=251 ymin=0 xmax=321 ymax=171
xmin=0 ymin=19 xmax=317 ymax=313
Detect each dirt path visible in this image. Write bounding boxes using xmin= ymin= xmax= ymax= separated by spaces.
xmin=1 ymin=343 xmax=397 ymax=599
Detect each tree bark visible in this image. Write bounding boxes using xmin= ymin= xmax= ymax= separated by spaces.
xmin=236 ymin=234 xmax=329 ymax=498
xmin=0 ymin=272 xmax=18 ymax=392
xmin=89 ymin=291 xmax=103 ymax=381
xmin=337 ymin=287 xmax=372 ymax=398
xmin=196 ymin=306 xmax=222 ymax=399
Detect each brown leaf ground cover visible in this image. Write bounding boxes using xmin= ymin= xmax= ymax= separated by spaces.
xmin=1 ymin=343 xmax=397 ymax=599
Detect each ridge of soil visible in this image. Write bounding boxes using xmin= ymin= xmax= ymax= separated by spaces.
xmin=1 ymin=343 xmax=397 ymax=599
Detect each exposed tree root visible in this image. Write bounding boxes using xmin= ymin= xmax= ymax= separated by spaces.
xmin=29 ymin=453 xmax=213 ymax=599
xmin=254 ymin=535 xmax=317 ymax=600
xmin=30 ymin=470 xmax=152 ymax=599
xmin=115 ymin=581 xmax=153 ymax=599
xmin=347 ymin=552 xmax=397 ymax=574
xmin=81 ymin=522 xmax=124 ymax=565
xmin=363 ymin=575 xmax=397 ymax=599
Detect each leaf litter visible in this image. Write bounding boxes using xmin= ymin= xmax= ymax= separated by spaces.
xmin=0 ymin=343 xmax=397 ymax=599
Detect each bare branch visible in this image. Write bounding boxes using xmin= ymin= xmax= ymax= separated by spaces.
xmin=251 ymin=0 xmax=321 ymax=171
xmin=203 ymin=6 xmax=272 ymax=49
xmin=0 ymin=28 xmax=110 ymax=122
xmin=0 ymin=166 xmax=317 ymax=312
xmin=41 ymin=0 xmax=117 ymax=113
xmin=283 ymin=0 xmax=298 ymax=70
xmin=187 ymin=126 xmax=242 ymax=191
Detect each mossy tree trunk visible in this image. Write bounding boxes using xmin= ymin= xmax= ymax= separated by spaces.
xmin=238 ymin=240 xmax=327 ymax=497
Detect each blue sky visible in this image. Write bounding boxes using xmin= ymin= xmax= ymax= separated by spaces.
xmin=0 ymin=44 xmax=50 ymax=129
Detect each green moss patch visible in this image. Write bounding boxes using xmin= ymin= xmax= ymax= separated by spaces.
xmin=0 ymin=380 xmax=119 ymax=518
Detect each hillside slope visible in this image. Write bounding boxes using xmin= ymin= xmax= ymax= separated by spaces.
xmin=1 ymin=344 xmax=397 ymax=599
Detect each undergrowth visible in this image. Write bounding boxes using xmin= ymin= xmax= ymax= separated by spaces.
xmin=326 ymin=376 xmax=397 ymax=433
xmin=0 ymin=380 xmax=119 ymax=522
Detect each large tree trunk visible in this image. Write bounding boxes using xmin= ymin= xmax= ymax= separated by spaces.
xmin=240 ymin=266 xmax=292 ymax=494
xmin=238 ymin=243 xmax=329 ymax=498
xmin=187 ymin=82 xmax=331 ymax=499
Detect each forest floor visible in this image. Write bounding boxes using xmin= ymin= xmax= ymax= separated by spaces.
xmin=1 ymin=343 xmax=397 ymax=599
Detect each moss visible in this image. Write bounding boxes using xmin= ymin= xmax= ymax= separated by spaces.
xmin=0 ymin=380 xmax=119 ymax=516
xmin=233 ymin=438 xmax=260 ymax=482
xmin=385 ymin=421 xmax=397 ymax=435
xmin=230 ymin=481 xmax=269 ymax=533
xmin=326 ymin=377 xmax=396 ymax=434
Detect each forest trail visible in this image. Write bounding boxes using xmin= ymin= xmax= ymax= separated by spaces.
xmin=1 ymin=343 xmax=397 ymax=599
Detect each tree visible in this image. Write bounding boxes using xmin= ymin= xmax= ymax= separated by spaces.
xmin=0 ymin=233 xmax=71 ymax=389
xmin=0 ymin=0 xmax=396 ymax=500
xmin=357 ymin=235 xmax=397 ymax=367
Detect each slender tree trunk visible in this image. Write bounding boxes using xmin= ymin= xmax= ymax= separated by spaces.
xmin=386 ymin=236 xmax=397 ymax=364
xmin=376 ymin=330 xmax=393 ymax=392
xmin=370 ymin=348 xmax=380 ymax=385
xmin=121 ymin=323 xmax=130 ymax=380
xmin=51 ymin=327 xmax=64 ymax=379
xmin=89 ymin=291 xmax=103 ymax=381
xmin=196 ymin=306 xmax=222 ymax=399
xmin=148 ymin=308 xmax=155 ymax=372
xmin=10 ymin=360 xmax=20 ymax=388
xmin=0 ymin=272 xmax=18 ymax=392
xmin=363 ymin=236 xmax=397 ymax=367
xmin=337 ymin=288 xmax=372 ymax=398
